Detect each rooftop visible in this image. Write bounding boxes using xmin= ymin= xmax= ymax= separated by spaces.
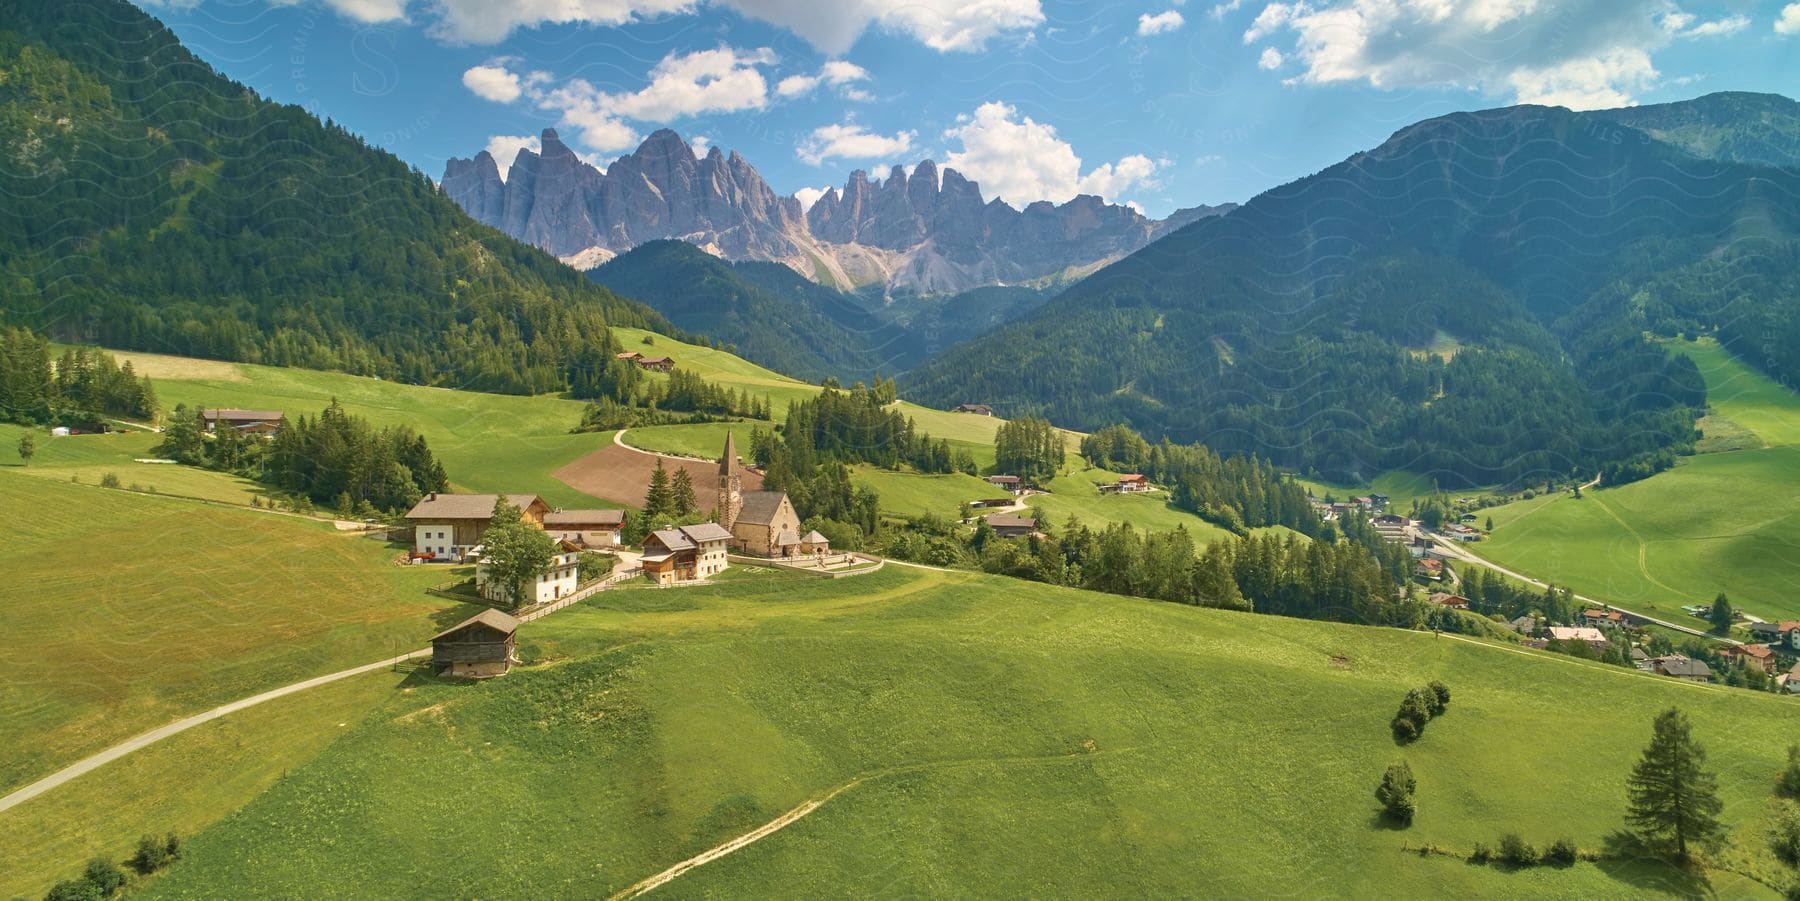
xmin=406 ymin=493 xmax=544 ymax=520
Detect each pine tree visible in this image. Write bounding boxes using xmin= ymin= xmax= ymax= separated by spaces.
xmin=17 ymin=432 xmax=34 ymax=464
xmin=1625 ymin=708 xmax=1726 ymax=862
xmin=1708 ymin=593 xmax=1735 ymax=635
xmin=644 ymin=459 xmax=674 ymax=523
xmin=671 ymin=467 xmax=697 ymax=517
xmin=1375 ymin=762 xmax=1416 ymax=824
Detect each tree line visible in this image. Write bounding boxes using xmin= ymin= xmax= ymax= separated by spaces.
xmin=0 ymin=328 xmax=157 ymax=426
xmin=157 ymin=400 xmax=447 ymax=515
xmin=1080 ymin=423 xmax=1322 ymax=535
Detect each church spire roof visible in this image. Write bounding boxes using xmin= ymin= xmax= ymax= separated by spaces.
xmin=720 ymin=429 xmax=738 ymax=475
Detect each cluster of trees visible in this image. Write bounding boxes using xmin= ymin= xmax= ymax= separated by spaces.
xmin=774 ymin=381 xmax=972 ymax=476
xmin=0 ymin=329 xmax=157 ymax=426
xmin=1390 ymin=681 xmax=1450 ymax=744
xmin=44 ymin=833 xmax=179 ymax=901
xmin=0 ymin=5 xmax=677 ymax=397
xmin=885 ymin=514 xmax=1409 ymax=627
xmin=994 ymin=416 xmax=1064 ymax=482
xmin=1080 ymin=424 xmax=1322 ymax=535
xmin=159 ymin=400 xmax=447 ymax=514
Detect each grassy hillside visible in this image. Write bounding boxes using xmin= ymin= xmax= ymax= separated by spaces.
xmin=34 ymin=348 xmax=611 ymax=509
xmin=139 ymin=566 xmax=1793 ymax=898
xmin=1477 ymin=339 xmax=1800 ymax=621
xmin=0 ymin=471 xmax=478 ymax=795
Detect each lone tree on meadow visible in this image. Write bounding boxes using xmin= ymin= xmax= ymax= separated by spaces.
xmin=1376 ymin=761 xmax=1417 ymax=825
xmin=1707 ymin=593 xmax=1735 ymax=635
xmin=16 ymin=432 xmax=34 ymax=465
xmin=1625 ymin=708 xmax=1726 ymax=862
xmin=1780 ymin=744 xmax=1800 ymax=799
xmin=481 ymin=498 xmax=556 ymax=608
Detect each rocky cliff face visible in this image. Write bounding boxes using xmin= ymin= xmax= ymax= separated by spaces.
xmin=443 ymin=127 xmax=1234 ymax=294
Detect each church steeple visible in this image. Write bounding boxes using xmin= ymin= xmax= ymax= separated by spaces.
xmin=718 ymin=430 xmax=743 ymax=531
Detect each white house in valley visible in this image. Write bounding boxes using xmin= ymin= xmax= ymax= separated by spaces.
xmin=475 ymin=540 xmax=582 ymax=606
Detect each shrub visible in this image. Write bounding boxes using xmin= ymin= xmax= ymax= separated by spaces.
xmin=99 ymin=472 xmax=121 ymax=489
xmin=44 ymin=879 xmax=102 ymax=901
xmin=1470 ymin=842 xmax=1493 ymax=864
xmin=1376 ymin=762 xmax=1417 ymax=825
xmin=164 ymin=831 xmax=181 ymax=861
xmin=81 ymin=857 xmax=124 ymax=896
xmin=1428 ymin=680 xmax=1451 ymax=712
xmin=1391 ymin=716 xmax=1420 ymax=743
xmin=1780 ymin=745 xmax=1800 ymax=799
xmin=129 ymin=834 xmax=170 ymax=875
xmin=1545 ymin=838 xmax=1578 ymax=866
xmin=1772 ymin=801 xmax=1800 ymax=866
xmin=1788 ymin=879 xmax=1800 ymax=901
xmin=1498 ymin=833 xmax=1539 ymax=867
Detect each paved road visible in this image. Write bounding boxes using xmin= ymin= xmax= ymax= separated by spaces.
xmin=0 ymin=650 xmax=426 ymax=816
xmin=1429 ymin=537 xmax=1738 ymax=646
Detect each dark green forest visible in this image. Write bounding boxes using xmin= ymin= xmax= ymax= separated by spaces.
xmin=903 ymin=98 xmax=1800 ymax=488
xmin=0 ymin=0 xmax=677 ymax=395
xmin=0 ymin=327 xmax=157 ymax=426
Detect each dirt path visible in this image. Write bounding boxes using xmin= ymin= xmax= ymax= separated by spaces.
xmin=0 ymin=650 xmax=424 ymax=816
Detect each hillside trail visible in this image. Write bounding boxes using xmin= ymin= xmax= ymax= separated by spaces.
xmin=608 ymin=745 xmax=1143 ymax=899
xmin=0 ymin=571 xmax=614 ymax=817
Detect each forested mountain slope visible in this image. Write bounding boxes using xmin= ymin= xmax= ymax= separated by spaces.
xmin=904 ymin=96 xmax=1800 ymax=486
xmin=589 ymin=241 xmax=927 ymax=383
xmin=0 ymin=0 xmax=673 ymax=395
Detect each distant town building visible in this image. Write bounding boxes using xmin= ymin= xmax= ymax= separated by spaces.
xmin=202 ymin=408 xmax=285 ymax=436
xmin=476 ymin=540 xmax=581 ymax=606
xmin=431 ymin=609 xmax=519 ymax=678
xmin=641 ymin=522 xmax=733 ymax=584
xmin=635 ymin=355 xmax=675 ymax=372
xmin=952 ymin=403 xmax=994 ymax=416
xmin=543 ymin=508 xmax=626 ymax=547
xmin=985 ymin=513 xmax=1037 ymax=539
xmin=405 ymin=492 xmax=549 ymax=561
xmin=1547 ymin=626 xmax=1610 ymax=651
xmin=1652 ymin=655 xmax=1714 ymax=683
xmin=1427 ymin=593 xmax=1470 ymax=610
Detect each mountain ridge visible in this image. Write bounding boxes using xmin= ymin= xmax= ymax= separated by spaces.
xmin=442 ymin=127 xmax=1234 ymax=295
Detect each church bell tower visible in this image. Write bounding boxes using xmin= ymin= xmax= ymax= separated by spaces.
xmin=718 ymin=430 xmax=743 ymax=531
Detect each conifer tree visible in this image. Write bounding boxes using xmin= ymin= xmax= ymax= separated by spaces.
xmin=644 ymin=459 xmax=674 ymax=523
xmin=1625 ymin=708 xmax=1726 ymax=862
xmin=671 ymin=467 xmax=697 ymax=517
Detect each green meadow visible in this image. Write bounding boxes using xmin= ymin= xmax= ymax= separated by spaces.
xmin=1029 ymin=468 xmax=1237 ymax=542
xmin=103 ymin=348 xmax=611 ymax=508
xmin=139 ymin=566 xmax=1794 ymax=899
xmin=1477 ymin=339 xmax=1800 ymax=622
xmin=0 ymin=471 xmax=477 ymax=796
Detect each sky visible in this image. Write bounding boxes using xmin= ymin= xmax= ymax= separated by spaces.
xmin=138 ymin=0 xmax=1800 ymax=218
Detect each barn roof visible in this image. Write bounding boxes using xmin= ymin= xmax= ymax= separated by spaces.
xmin=543 ymin=509 xmax=626 ymax=526
xmin=406 ymin=493 xmax=544 ymax=520
xmin=648 ymin=528 xmax=697 ymax=551
xmin=801 ymin=530 xmax=829 ymax=544
xmin=681 ymin=522 xmax=735 ymax=543
xmin=432 ymin=608 xmax=520 ymax=641
xmin=202 ymin=408 xmax=284 ymax=422
xmin=737 ymin=491 xmax=791 ymax=526
xmin=986 ymin=513 xmax=1036 ymax=529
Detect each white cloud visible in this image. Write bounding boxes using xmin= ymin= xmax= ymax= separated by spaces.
xmin=1138 ymin=10 xmax=1185 ymax=35
xmin=1680 ymin=15 xmax=1748 ymax=37
xmin=793 ymin=186 xmax=828 ymax=210
xmin=690 ymin=135 xmax=712 ymax=155
xmin=1257 ymin=46 xmax=1283 ymax=69
xmin=462 ymin=64 xmax=523 ymax=102
xmin=428 ymin=0 xmax=695 ymax=43
xmin=483 ymin=134 xmax=540 ymax=180
xmin=775 ymin=59 xmax=871 ymax=98
xmin=1507 ymin=49 xmax=1657 ymax=110
xmin=1210 ymin=0 xmax=1245 ymax=20
xmin=797 ymin=123 xmax=917 ymax=165
xmin=1780 ymin=3 xmax=1800 ymax=35
xmin=260 ymin=0 xmax=407 ymax=23
xmin=519 ymin=45 xmax=774 ymax=152
xmin=940 ymin=101 xmax=1161 ymax=206
xmin=718 ymin=0 xmax=1042 ymax=53
xmin=777 ymin=74 xmax=820 ymax=97
xmin=1663 ymin=12 xmax=1749 ymax=37
xmin=1244 ymin=0 xmax=1690 ymax=110
xmin=238 ymin=0 xmax=1044 ymax=53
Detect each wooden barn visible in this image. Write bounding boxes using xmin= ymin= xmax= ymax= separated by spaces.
xmin=431 ymin=609 xmax=520 ymax=678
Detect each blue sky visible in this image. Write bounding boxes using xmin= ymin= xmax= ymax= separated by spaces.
xmin=141 ymin=0 xmax=1800 ymax=218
